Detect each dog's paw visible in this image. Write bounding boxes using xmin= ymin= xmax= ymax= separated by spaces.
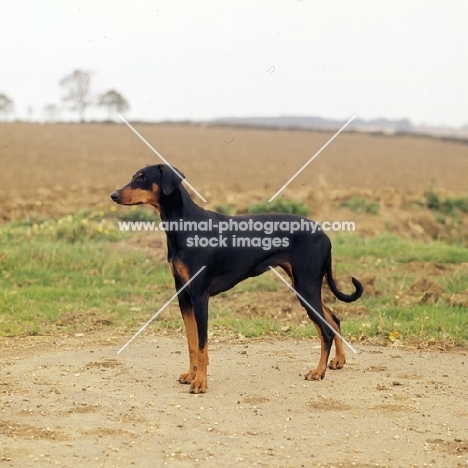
xmin=328 ymin=356 xmax=346 ymax=370
xmin=178 ymin=371 xmax=195 ymax=384
xmin=189 ymin=378 xmax=207 ymax=394
xmin=305 ymin=368 xmax=326 ymax=381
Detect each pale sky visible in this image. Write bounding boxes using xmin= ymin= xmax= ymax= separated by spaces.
xmin=1 ymin=0 xmax=468 ymax=127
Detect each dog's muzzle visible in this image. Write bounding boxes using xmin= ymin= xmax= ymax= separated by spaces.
xmin=110 ymin=191 xmax=121 ymax=203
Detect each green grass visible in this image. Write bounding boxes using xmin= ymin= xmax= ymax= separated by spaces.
xmin=0 ymin=237 xmax=173 ymax=335
xmin=339 ymin=197 xmax=379 ymax=215
xmin=325 ymin=232 xmax=468 ymax=346
xmin=0 ymin=210 xmax=467 ymax=347
xmin=341 ymin=302 xmax=467 ymax=345
xmin=331 ymin=232 xmax=468 ymax=263
xmin=246 ymin=198 xmax=309 ymax=216
xmin=115 ymin=205 xmax=159 ymax=222
xmin=0 ymin=209 xmax=172 ymax=335
xmin=215 ymin=204 xmax=236 ymax=216
xmin=425 ymin=190 xmax=468 ymax=216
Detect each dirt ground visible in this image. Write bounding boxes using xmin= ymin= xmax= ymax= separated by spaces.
xmin=0 ymin=332 xmax=467 ymax=468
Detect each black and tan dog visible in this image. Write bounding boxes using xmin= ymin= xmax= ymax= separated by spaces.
xmin=111 ymin=164 xmax=363 ymax=394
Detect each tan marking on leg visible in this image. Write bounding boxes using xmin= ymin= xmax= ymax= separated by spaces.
xmin=179 ymin=309 xmax=199 ymax=385
xmin=173 ymin=260 xmax=190 ymax=283
xmin=174 ymin=262 xmax=201 ymax=387
xmin=323 ymin=302 xmax=346 ymax=370
xmin=190 ymin=340 xmax=208 ymax=394
xmin=305 ymin=323 xmax=329 ymax=381
xmin=279 ymin=262 xmax=294 ymax=286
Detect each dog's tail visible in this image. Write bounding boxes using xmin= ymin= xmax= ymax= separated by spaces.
xmin=325 ymin=253 xmax=363 ymax=303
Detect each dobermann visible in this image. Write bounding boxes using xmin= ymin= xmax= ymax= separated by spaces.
xmin=111 ymin=164 xmax=363 ymax=394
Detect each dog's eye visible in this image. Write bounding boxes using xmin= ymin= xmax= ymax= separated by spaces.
xmin=137 ymin=173 xmax=146 ymax=181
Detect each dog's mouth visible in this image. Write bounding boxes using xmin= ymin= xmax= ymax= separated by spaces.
xmin=110 ymin=186 xmax=158 ymax=206
xmin=110 ymin=191 xmax=144 ymax=206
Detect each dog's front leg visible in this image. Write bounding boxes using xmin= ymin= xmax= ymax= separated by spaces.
xmin=190 ymin=294 xmax=209 ymax=394
xmin=178 ymin=290 xmax=199 ymax=385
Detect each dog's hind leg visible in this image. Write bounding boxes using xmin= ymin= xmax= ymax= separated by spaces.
xmin=322 ymin=302 xmax=346 ymax=370
xmin=294 ymin=279 xmax=334 ymax=380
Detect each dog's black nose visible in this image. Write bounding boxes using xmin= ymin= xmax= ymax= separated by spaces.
xmin=110 ymin=191 xmax=119 ymax=202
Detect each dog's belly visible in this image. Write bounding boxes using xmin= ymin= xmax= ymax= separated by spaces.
xmin=207 ymin=250 xmax=288 ymax=296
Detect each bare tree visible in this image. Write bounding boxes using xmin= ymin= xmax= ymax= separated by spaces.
xmin=0 ymin=93 xmax=14 ymax=121
xmin=99 ymin=89 xmax=130 ymax=120
xmin=59 ymin=69 xmax=92 ymax=122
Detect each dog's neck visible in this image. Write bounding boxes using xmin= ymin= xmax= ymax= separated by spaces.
xmin=156 ymin=184 xmax=206 ymax=222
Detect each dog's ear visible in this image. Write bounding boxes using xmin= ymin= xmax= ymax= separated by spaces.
xmin=160 ymin=165 xmax=185 ymax=195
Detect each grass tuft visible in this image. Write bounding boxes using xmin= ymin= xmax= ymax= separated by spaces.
xmin=340 ymin=197 xmax=379 ymax=215
xmin=246 ymin=198 xmax=309 ymax=216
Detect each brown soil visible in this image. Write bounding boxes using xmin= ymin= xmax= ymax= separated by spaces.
xmin=0 ymin=332 xmax=467 ymax=467
xmin=1 ymin=123 xmax=468 ymax=224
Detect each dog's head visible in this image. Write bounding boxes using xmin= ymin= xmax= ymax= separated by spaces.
xmin=110 ymin=164 xmax=185 ymax=207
